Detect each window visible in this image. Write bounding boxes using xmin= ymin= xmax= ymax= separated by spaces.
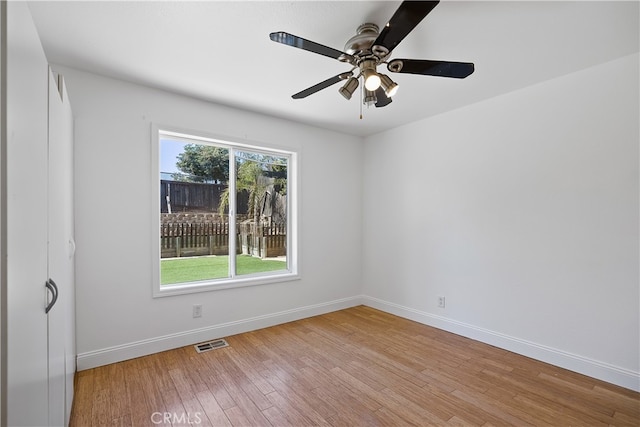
xmin=152 ymin=127 xmax=298 ymax=296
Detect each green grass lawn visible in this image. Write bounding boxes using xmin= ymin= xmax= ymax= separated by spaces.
xmin=161 ymin=255 xmax=287 ymax=285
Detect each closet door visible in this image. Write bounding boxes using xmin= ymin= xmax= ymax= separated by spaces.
xmin=6 ymin=2 xmax=50 ymax=426
xmin=47 ymin=69 xmax=75 ymax=427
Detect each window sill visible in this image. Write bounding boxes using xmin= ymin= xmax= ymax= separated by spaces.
xmin=153 ymin=271 xmax=301 ymax=298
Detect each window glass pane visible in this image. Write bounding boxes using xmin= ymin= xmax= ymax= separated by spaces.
xmin=159 ymin=138 xmax=231 ymax=285
xmin=235 ymin=150 xmax=288 ymax=276
xmin=155 ymin=129 xmax=296 ymax=295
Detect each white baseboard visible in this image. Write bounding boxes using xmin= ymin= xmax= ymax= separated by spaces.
xmin=361 ymin=296 xmax=640 ymax=392
xmin=76 ymin=296 xmax=362 ymax=370
xmin=77 ymin=294 xmax=639 ymax=392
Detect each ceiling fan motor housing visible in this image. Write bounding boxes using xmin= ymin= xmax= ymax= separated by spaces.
xmin=344 ymin=23 xmax=380 ymax=56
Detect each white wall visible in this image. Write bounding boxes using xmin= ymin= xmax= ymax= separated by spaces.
xmin=362 ymin=53 xmax=639 ymax=390
xmin=59 ymin=52 xmax=639 ymax=391
xmin=58 ymin=67 xmax=364 ymax=369
xmin=0 ymin=2 xmax=6 ymax=424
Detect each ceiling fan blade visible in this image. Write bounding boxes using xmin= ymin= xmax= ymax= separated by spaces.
xmin=270 ymin=32 xmax=355 ymax=63
xmin=372 ymin=1 xmax=440 ymax=54
xmin=388 ymin=59 xmax=475 ymax=79
xmin=374 ymin=88 xmax=392 ymax=108
xmin=292 ymin=73 xmax=352 ymax=99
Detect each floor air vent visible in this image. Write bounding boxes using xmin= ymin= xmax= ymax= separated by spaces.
xmin=195 ymin=339 xmax=229 ymax=353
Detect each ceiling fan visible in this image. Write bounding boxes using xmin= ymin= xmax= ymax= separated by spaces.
xmin=269 ymin=1 xmax=474 ymax=108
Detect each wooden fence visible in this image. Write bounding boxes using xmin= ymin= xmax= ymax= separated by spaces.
xmin=161 ymin=180 xmax=224 ymax=213
xmin=238 ymin=222 xmax=287 ymax=259
xmin=160 ymin=221 xmax=286 ymax=259
xmin=160 ymin=180 xmax=250 ymax=214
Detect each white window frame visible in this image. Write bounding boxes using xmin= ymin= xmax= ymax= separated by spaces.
xmin=151 ymin=124 xmax=299 ymax=297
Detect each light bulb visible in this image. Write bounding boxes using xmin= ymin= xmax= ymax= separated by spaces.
xmin=380 ymin=74 xmax=399 ymax=97
xmin=361 ymin=59 xmax=381 ymax=91
xmin=364 ymin=71 xmax=381 ymax=91
xmin=385 ymin=83 xmax=398 ymax=97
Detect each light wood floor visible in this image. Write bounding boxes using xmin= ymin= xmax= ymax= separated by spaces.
xmin=71 ymin=306 xmax=639 ymax=426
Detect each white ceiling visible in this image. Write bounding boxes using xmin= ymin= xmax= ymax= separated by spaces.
xmin=29 ymin=1 xmax=639 ymax=137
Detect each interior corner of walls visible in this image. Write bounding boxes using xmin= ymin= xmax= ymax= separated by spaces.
xmin=76 ymin=296 xmax=364 ymax=370
xmin=361 ymin=296 xmax=640 ymax=392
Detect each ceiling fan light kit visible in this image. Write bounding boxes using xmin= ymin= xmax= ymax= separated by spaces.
xmin=363 ymin=89 xmax=378 ymax=106
xmin=380 ymin=74 xmax=399 ymax=97
xmin=361 ymin=60 xmax=382 ymax=91
xmin=269 ymin=0 xmax=474 ymax=110
xmin=339 ymin=76 xmax=359 ymax=100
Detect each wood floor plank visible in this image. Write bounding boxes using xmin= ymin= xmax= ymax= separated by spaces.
xmin=512 ymin=392 xmax=606 ymax=426
xmin=195 ymin=363 xmax=237 ymax=411
xmin=309 ymin=385 xmax=381 ymax=426
xmin=450 ymin=388 xmax=536 ymax=427
xmin=482 ymin=367 xmax=616 ymax=425
xmin=261 ymin=404 xmax=294 ymax=427
xmin=104 ymin=363 xmax=129 ymax=422
xmin=160 ymin=386 xmax=188 ymax=420
xmin=613 ymin=409 xmax=640 ymax=427
xmin=180 ymin=397 xmax=213 ymax=427
xmin=330 ymin=366 xmax=445 ymax=425
xmin=90 ymin=388 xmax=110 ymax=427
xmin=224 ymin=335 xmax=276 ymax=395
xmin=373 ymin=406 xmax=416 ymax=427
xmin=260 ymin=360 xmax=335 ymax=423
xmin=222 ymin=405 xmax=252 ymax=426
xmin=168 ymin=367 xmax=198 ymax=402
xmin=179 ymin=349 xmax=218 ymax=395
xmin=593 ymin=383 xmax=640 ymax=417
xmin=196 ymin=389 xmax=232 ymax=427
xmin=204 ymin=352 xmax=272 ymax=426
xmin=215 ymin=349 xmax=273 ymax=411
xmin=70 ymin=306 xmax=640 ymax=426
xmin=297 ymin=356 xmax=383 ymax=413
xmin=148 ymin=351 xmax=180 ymax=394
xmin=397 ymin=382 xmax=487 ymax=425
xmin=109 ymin=414 xmax=132 ymax=427
xmin=124 ymin=363 xmax=169 ymax=427
xmin=265 ymin=390 xmax=318 ymax=426
xmin=69 ymin=370 xmax=94 ymax=427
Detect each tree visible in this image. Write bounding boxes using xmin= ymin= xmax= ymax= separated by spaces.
xmin=218 ymin=153 xmax=287 ymax=222
xmin=175 ymin=144 xmax=229 ymax=183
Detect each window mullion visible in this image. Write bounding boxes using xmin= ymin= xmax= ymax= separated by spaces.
xmin=286 ymin=155 xmax=292 ymax=272
xmin=228 ymin=147 xmax=237 ymax=278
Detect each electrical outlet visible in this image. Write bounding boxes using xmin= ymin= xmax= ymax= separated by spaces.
xmin=192 ymin=304 xmax=202 ymax=318
xmin=438 ymin=296 xmax=446 ymax=308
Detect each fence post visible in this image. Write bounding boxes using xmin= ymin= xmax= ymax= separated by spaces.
xmin=176 ymin=236 xmax=181 ymax=257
